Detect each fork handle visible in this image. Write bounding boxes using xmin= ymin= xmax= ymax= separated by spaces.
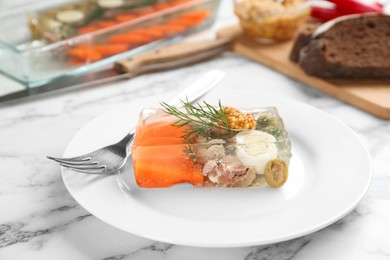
xmin=114 ymin=37 xmax=232 ymax=77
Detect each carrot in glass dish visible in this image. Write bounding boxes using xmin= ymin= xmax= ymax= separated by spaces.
xmin=92 ymin=44 xmax=129 ymax=56
xmin=127 ymin=29 xmax=163 ymax=41
xmin=108 ymin=33 xmax=152 ymax=45
xmin=181 ymin=10 xmax=210 ymax=20
xmin=95 ymin=21 xmax=119 ymax=29
xmin=68 ymin=43 xmax=129 ymax=61
xmin=154 ymin=3 xmax=171 ymax=10
xmin=146 ymin=24 xmax=172 ymax=34
xmin=114 ymin=13 xmax=138 ymax=22
xmin=68 ymin=48 xmax=102 ymax=61
xmin=159 ymin=24 xmax=187 ymax=34
xmin=68 ymin=6 xmax=211 ymax=63
xmin=167 ymin=11 xmax=210 ymax=27
xmin=131 ymin=28 xmax=166 ymax=39
xmin=168 ymin=0 xmax=193 ymax=6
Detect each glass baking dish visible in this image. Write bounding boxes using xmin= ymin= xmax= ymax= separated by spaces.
xmin=0 ymin=0 xmax=220 ymax=87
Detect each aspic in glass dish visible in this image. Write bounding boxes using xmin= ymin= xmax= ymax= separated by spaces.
xmin=0 ymin=0 xmax=220 ymax=87
xmin=234 ymin=0 xmax=310 ymax=41
xmin=131 ymin=101 xmax=292 ymax=188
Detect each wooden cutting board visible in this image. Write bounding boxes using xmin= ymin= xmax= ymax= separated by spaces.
xmin=217 ymin=26 xmax=390 ymax=120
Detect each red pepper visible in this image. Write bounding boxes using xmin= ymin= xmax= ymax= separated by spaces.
xmin=311 ymin=6 xmax=344 ymax=21
xmin=374 ymin=1 xmax=383 ymax=9
xmin=327 ymin=0 xmax=384 ymax=14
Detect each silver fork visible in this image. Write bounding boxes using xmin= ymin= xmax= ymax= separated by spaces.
xmin=47 ymin=69 xmax=225 ymax=174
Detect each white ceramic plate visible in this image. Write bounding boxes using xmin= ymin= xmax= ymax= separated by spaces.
xmin=62 ymin=89 xmax=372 ymax=247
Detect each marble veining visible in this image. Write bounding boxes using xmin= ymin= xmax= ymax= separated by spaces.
xmin=1 ymin=0 xmax=390 ymax=259
xmin=101 ymin=243 xmax=175 ymax=260
xmin=0 ymin=214 xmax=92 ymax=249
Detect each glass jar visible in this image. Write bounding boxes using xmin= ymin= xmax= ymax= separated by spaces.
xmin=234 ymin=0 xmax=310 ymax=42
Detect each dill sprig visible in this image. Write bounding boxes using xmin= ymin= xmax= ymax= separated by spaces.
xmin=183 ymin=144 xmax=198 ymax=166
xmin=160 ymin=99 xmax=233 ymax=142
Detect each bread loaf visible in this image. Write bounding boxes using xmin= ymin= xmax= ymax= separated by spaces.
xmin=289 ymin=20 xmax=321 ymax=62
xmin=292 ymin=14 xmax=390 ymax=79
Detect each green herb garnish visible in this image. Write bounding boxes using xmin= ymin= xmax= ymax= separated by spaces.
xmin=160 ymin=99 xmax=233 ymax=142
xmin=256 ymin=115 xmax=274 ymax=130
xmin=183 ymin=144 xmax=199 ymax=166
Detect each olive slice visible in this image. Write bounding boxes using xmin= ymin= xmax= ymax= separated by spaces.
xmin=264 ymin=158 xmax=288 ymax=188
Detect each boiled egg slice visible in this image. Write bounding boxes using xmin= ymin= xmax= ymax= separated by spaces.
xmin=235 ymin=130 xmax=277 ymax=174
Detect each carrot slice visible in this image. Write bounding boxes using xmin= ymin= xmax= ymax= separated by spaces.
xmin=133 ymin=145 xmax=203 ymax=188
xmin=149 ymin=24 xmax=186 ymax=35
xmin=130 ymin=28 xmax=165 ymax=39
xmin=95 ymin=21 xmax=118 ymax=29
xmin=138 ymin=137 xmax=184 ymax=146
xmin=108 ymin=33 xmax=151 ymax=45
xmin=68 ymin=48 xmax=102 ymax=61
xmin=115 ymin=14 xmax=138 ymax=22
xmin=147 ymin=25 xmax=172 ymax=34
xmin=93 ymin=44 xmax=128 ymax=56
xmin=168 ymin=0 xmax=192 ymax=6
xmin=132 ymin=120 xmax=204 ymax=188
xmin=145 ymin=30 xmax=166 ymax=39
xmin=135 ymin=121 xmax=185 ymax=142
xmin=154 ymin=3 xmax=171 ymax=10
xmin=180 ymin=10 xmax=210 ymax=19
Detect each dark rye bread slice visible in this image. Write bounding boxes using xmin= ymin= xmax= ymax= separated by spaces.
xmin=289 ymin=19 xmax=321 ymax=62
xmin=299 ymin=14 xmax=390 ymax=79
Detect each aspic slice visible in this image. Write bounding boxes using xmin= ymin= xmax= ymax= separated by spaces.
xmin=132 ymin=102 xmax=292 ymax=188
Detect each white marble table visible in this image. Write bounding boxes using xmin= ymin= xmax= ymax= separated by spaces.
xmin=1 ymin=1 xmax=390 ymax=259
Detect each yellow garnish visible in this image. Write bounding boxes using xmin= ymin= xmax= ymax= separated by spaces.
xmin=223 ymin=106 xmax=256 ymax=130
